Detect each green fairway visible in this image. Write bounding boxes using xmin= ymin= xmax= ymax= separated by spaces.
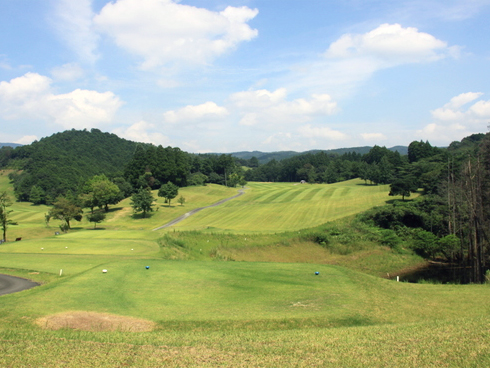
xmin=166 ymin=179 xmax=397 ymax=232
xmin=1 ymin=174 xmax=489 ymax=367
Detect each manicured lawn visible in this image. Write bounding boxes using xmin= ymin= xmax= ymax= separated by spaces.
xmin=2 ymin=174 xmax=488 ymax=367
xmin=168 ymin=180 xmax=403 ymax=232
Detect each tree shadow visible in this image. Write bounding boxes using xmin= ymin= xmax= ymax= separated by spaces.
xmin=384 ymin=198 xmax=415 ymax=205
xmin=106 ymin=206 xmax=124 ymax=213
xmin=131 ymin=212 xmax=155 ymax=220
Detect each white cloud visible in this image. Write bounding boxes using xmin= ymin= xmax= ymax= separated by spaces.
xmin=430 ymin=92 xmax=489 ymax=122
xmin=163 ymin=102 xmax=228 ymax=124
xmin=15 ymin=135 xmax=38 ymax=145
xmin=230 ymin=88 xmax=338 ymax=126
xmin=94 ymin=0 xmax=258 ymax=69
xmin=297 ymin=124 xmax=348 ymax=141
xmin=293 ymin=24 xmax=458 ymax=97
xmin=418 ymin=92 xmax=490 ymax=143
xmin=50 ymin=63 xmax=84 ymax=81
xmin=52 ymin=0 xmax=99 ymax=63
xmin=361 ymin=132 xmax=387 ymax=141
xmin=113 ymin=120 xmax=170 ymax=146
xmin=325 ymin=23 xmax=453 ymax=65
xmin=0 ymin=72 xmax=123 ymax=129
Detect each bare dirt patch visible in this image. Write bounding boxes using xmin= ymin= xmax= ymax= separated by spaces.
xmin=35 ymin=311 xmax=155 ymax=332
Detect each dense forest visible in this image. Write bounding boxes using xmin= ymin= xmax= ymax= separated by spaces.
xmin=1 ymin=129 xmax=489 ymax=282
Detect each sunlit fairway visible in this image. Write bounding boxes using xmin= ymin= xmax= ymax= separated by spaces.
xmin=1 ymin=172 xmax=489 ymax=367
xmin=168 ymin=179 xmax=397 ymax=232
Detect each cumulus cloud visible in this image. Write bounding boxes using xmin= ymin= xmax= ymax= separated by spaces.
xmin=163 ymin=102 xmax=229 ymax=124
xmin=0 ymin=72 xmax=123 ymax=129
xmin=418 ymin=92 xmax=490 ymax=143
xmin=229 ymin=88 xmax=338 ymax=126
xmin=15 ymin=135 xmax=38 ymax=145
xmin=430 ymin=92 xmax=489 ymax=123
xmin=294 ymin=24 xmax=458 ymax=97
xmin=113 ymin=120 xmax=170 ymax=146
xmin=52 ymin=0 xmax=99 ymax=63
xmin=94 ymin=0 xmax=258 ymax=69
xmin=325 ymin=23 xmax=454 ymax=65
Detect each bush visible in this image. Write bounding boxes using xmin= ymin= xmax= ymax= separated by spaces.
xmin=409 ymin=228 xmax=439 ymax=259
xmin=380 ymin=229 xmax=401 ymax=249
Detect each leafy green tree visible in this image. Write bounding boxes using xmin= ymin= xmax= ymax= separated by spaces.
xmin=0 ymin=191 xmax=17 ymax=241
xmin=82 ymin=174 xmax=122 ymax=212
xmin=130 ymin=187 xmax=155 ymax=218
xmin=87 ymin=211 xmax=106 ymax=229
xmin=29 ymin=185 xmax=45 ymax=205
xmin=112 ymin=177 xmax=133 ymax=198
xmin=410 ymin=228 xmax=439 ymax=259
xmin=249 ymin=156 xmax=259 ymax=167
xmin=187 ymin=172 xmax=208 ymax=186
xmin=178 ymin=195 xmax=186 ymax=206
xmin=158 ymin=181 xmax=179 ymax=206
xmin=389 ymin=177 xmax=418 ymax=201
xmin=48 ymin=197 xmax=83 ymax=229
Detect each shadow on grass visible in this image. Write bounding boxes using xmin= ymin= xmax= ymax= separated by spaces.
xmin=156 ymin=314 xmax=377 ymax=332
xmin=106 ymin=206 xmax=124 ymax=213
xmin=384 ymin=199 xmax=415 ymax=205
xmin=131 ymin=212 xmax=155 ymax=220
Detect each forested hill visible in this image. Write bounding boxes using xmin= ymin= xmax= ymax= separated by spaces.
xmin=229 ymin=146 xmax=408 ymax=164
xmin=0 ymin=129 xmax=143 ymax=202
xmin=0 ymin=143 xmax=22 ymax=148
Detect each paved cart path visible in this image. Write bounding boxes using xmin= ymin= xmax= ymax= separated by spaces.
xmin=0 ymin=274 xmax=39 ymax=296
xmin=153 ymin=188 xmax=247 ymax=231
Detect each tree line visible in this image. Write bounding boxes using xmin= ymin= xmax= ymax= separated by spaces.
xmin=1 ymin=128 xmax=489 ymax=282
xmin=0 ymin=129 xmax=246 ymax=205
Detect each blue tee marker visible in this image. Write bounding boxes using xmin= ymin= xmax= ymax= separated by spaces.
xmin=145 ymin=266 xmax=150 ymax=269
xmin=315 ymin=271 xmax=319 ymax=275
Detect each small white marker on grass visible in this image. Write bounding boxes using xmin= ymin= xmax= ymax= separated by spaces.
xmin=102 ymin=269 xmax=108 ymax=273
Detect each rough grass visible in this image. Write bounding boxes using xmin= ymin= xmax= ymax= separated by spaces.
xmin=35 ymin=311 xmax=155 ymax=332
xmin=2 ymin=316 xmax=489 ymax=367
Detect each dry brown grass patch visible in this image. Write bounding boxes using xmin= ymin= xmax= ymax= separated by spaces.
xmin=35 ymin=311 xmax=156 ymax=332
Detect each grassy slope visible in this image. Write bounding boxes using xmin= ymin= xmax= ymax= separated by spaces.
xmin=0 ymin=173 xmax=489 ymax=366
xmin=169 ymin=179 xmax=394 ymax=232
xmin=0 ymin=259 xmax=489 ymax=367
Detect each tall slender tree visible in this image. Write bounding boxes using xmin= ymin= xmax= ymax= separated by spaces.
xmin=0 ymin=191 xmax=17 ymax=242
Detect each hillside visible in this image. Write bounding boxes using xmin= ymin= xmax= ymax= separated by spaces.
xmin=229 ymin=146 xmax=408 ymax=163
xmin=0 ymin=143 xmax=22 ymax=148
xmin=1 ymin=129 xmax=142 ymax=202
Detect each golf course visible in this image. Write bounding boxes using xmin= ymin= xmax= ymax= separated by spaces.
xmin=0 ymin=172 xmax=489 ymax=367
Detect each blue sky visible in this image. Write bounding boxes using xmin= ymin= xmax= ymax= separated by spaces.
xmin=1 ymin=0 xmax=490 ymax=152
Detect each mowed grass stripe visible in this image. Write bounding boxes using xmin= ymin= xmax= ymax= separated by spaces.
xmin=169 ymin=179 xmax=395 ymax=232
xmin=256 ymin=188 xmax=289 ymax=203
xmin=296 ymin=187 xmax=323 ymax=201
xmin=279 ymin=188 xmax=304 ymax=203
xmin=322 ymin=188 xmax=336 ymax=199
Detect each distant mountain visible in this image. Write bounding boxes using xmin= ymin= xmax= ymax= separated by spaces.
xmin=0 ymin=143 xmax=22 ymax=148
xmin=229 ymin=146 xmax=408 ymax=164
